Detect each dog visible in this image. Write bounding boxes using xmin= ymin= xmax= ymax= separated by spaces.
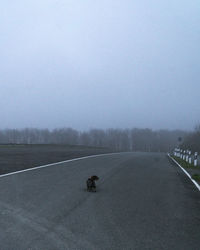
xmin=86 ymin=175 xmax=99 ymax=192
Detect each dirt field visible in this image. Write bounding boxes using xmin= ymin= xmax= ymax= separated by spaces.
xmin=0 ymin=144 xmax=115 ymax=175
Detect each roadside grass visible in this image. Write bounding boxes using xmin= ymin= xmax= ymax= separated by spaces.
xmin=192 ymin=174 xmax=200 ymax=181
xmin=171 ymin=155 xmax=200 ymax=186
xmin=172 ymin=156 xmax=200 ymax=170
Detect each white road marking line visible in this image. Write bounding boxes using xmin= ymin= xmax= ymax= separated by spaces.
xmin=0 ymin=152 xmax=121 ymax=178
xmin=168 ymin=153 xmax=200 ymax=192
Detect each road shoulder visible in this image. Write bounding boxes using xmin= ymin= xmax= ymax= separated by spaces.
xmin=168 ymin=154 xmax=200 ymax=191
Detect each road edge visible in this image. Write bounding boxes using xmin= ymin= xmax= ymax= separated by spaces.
xmin=167 ymin=153 xmax=200 ymax=192
xmin=0 ymin=152 xmax=123 ymax=178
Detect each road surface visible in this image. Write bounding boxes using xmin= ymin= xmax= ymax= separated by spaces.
xmin=0 ymin=152 xmax=200 ymax=249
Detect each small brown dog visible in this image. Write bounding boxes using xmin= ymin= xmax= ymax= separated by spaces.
xmin=86 ymin=175 xmax=99 ymax=192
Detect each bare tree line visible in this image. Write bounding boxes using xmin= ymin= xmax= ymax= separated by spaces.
xmin=0 ymin=128 xmax=187 ymax=152
xmin=181 ymin=125 xmax=200 ymax=153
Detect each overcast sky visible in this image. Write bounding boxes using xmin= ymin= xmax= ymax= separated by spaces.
xmin=0 ymin=0 xmax=199 ymax=131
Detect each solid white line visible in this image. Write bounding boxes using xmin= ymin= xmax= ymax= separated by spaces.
xmin=168 ymin=153 xmax=200 ymax=192
xmin=0 ymin=152 xmax=122 ymax=178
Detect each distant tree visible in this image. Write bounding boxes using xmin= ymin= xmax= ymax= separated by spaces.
xmin=80 ymin=132 xmax=91 ymax=146
xmin=181 ymin=124 xmax=200 ymax=153
xmin=0 ymin=127 xmax=189 ymax=152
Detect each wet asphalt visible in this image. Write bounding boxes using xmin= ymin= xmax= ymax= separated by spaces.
xmin=0 ymin=152 xmax=200 ymax=250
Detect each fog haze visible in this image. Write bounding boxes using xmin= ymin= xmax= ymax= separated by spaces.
xmin=1 ymin=0 xmax=199 ymax=131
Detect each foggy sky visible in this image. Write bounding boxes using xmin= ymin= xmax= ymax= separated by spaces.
xmin=1 ymin=0 xmax=200 ymax=131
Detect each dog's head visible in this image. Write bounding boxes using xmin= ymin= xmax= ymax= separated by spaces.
xmin=91 ymin=175 xmax=99 ymax=181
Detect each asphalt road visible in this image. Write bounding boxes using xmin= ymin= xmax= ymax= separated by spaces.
xmin=0 ymin=152 xmax=200 ymax=250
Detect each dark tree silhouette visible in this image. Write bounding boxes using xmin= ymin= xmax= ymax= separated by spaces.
xmin=0 ymin=127 xmax=188 ymax=152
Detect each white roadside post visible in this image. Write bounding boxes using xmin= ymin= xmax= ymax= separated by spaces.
xmin=180 ymin=149 xmax=183 ymax=159
xmin=186 ymin=150 xmax=189 ymax=162
xmin=183 ymin=150 xmax=186 ymax=160
xmin=177 ymin=148 xmax=180 ymax=158
xmin=194 ymin=152 xmax=198 ymax=166
xmin=188 ymin=151 xmax=192 ymax=164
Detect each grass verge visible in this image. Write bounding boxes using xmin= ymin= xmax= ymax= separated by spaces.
xmin=171 ymin=155 xmax=200 ymax=186
xmin=172 ymin=156 xmax=200 ymax=170
xmin=192 ymin=174 xmax=200 ymax=181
